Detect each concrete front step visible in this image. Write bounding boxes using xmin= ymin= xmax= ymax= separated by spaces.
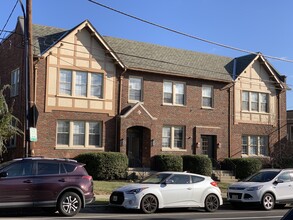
xmin=212 ymin=169 xmax=237 ymax=183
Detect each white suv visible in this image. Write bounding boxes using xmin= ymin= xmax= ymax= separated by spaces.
xmin=227 ymin=169 xmax=293 ymax=210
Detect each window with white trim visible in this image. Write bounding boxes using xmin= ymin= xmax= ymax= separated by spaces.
xmin=202 ymin=85 xmax=213 ymax=108
xmin=162 ymin=126 xmax=184 ymax=149
xmin=59 ymin=69 xmax=103 ymax=98
xmin=57 ymin=120 xmax=102 ymax=147
xmin=11 ymin=68 xmax=20 ymax=97
xmin=129 ymin=76 xmax=142 ymax=102
xmin=163 ymin=81 xmax=185 ymax=105
xmin=242 ymin=135 xmax=268 ymax=156
xmin=241 ymin=91 xmax=269 ymax=113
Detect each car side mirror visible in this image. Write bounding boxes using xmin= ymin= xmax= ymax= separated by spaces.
xmin=274 ymin=179 xmax=283 ymax=185
xmin=0 ymin=172 xmax=8 ymax=178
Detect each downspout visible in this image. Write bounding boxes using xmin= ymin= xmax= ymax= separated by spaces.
xmin=115 ymin=67 xmax=127 ymax=152
xmin=229 ymin=59 xmax=237 ymax=158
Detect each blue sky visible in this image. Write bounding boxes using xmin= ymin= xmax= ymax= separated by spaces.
xmin=1 ymin=0 xmax=293 ymax=109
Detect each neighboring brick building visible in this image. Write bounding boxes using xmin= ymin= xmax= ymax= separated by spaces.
xmin=0 ymin=17 xmax=288 ymax=168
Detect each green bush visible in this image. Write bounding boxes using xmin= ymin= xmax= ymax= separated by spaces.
xmin=151 ymin=155 xmax=183 ymax=171
xmin=223 ymin=158 xmax=262 ymax=180
xmin=182 ymin=155 xmax=212 ymax=176
xmin=75 ymin=152 xmax=128 ymax=180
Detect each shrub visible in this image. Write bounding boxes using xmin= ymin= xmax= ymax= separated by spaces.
xmin=151 ymin=155 xmax=183 ymax=171
xmin=182 ymin=155 xmax=212 ymax=176
xmin=223 ymin=158 xmax=262 ymax=180
xmin=75 ymin=152 xmax=128 ymax=180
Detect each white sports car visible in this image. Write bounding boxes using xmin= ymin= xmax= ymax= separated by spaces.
xmin=109 ymin=171 xmax=223 ymax=213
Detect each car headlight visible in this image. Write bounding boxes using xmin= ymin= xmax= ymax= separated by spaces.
xmin=126 ymin=187 xmax=148 ymax=194
xmin=246 ymin=185 xmax=263 ymax=191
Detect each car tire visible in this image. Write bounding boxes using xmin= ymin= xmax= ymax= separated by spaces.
xmin=57 ymin=192 xmax=82 ymax=217
xmin=262 ymin=193 xmax=275 ymax=210
xmin=205 ymin=194 xmax=220 ymax=212
xmin=140 ymin=194 xmax=158 ymax=214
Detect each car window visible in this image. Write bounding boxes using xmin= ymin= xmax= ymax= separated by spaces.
xmin=37 ymin=162 xmax=60 ymax=175
xmin=4 ymin=161 xmax=33 ymax=177
xmin=191 ymin=176 xmax=204 ymax=183
xmin=63 ymin=163 xmax=76 ymax=173
xmin=246 ymin=171 xmax=279 ymax=182
xmin=278 ymin=172 xmax=292 ymax=182
xmin=141 ymin=173 xmax=171 ymax=184
xmin=168 ymin=174 xmax=191 ymax=184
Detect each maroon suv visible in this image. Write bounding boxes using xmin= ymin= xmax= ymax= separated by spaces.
xmin=0 ymin=157 xmax=95 ymax=217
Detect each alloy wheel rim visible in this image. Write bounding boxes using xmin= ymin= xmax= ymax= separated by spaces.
xmin=62 ymin=195 xmax=79 ymax=214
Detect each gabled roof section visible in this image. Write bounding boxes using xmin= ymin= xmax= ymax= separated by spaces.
xmin=234 ymin=53 xmax=285 ymax=89
xmin=120 ymin=102 xmax=157 ymax=120
xmin=18 ymin=17 xmax=124 ymax=68
xmin=103 ymin=36 xmax=234 ymax=82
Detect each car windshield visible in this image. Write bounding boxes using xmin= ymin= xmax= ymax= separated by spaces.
xmin=140 ymin=173 xmax=172 ymax=184
xmin=245 ymin=171 xmax=280 ymax=182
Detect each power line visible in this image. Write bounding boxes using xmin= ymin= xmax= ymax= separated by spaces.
xmin=87 ymin=0 xmax=293 ymax=64
xmin=0 ymin=0 xmax=19 ymax=38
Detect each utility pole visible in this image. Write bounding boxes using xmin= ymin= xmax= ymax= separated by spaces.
xmin=25 ymin=0 xmax=35 ymax=157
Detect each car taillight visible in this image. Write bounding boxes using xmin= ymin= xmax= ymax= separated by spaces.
xmin=210 ymin=181 xmax=218 ymax=187
xmin=82 ymin=175 xmax=93 ymax=181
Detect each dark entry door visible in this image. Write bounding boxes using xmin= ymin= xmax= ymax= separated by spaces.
xmin=127 ymin=127 xmax=142 ymax=167
xmin=201 ymin=135 xmax=216 ymax=162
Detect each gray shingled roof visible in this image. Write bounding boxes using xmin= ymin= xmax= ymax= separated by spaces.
xmin=25 ymin=18 xmax=268 ymax=83
xmin=103 ymin=36 xmax=234 ymax=82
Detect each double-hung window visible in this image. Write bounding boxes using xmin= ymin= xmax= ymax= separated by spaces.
xmin=162 ymin=126 xmax=184 ymax=149
xmin=163 ymin=81 xmax=185 ymax=105
xmin=75 ymin=72 xmax=87 ymax=97
xmin=59 ymin=70 xmax=72 ymax=95
xmin=241 ymin=91 xmax=269 ymax=113
xmin=11 ymin=68 xmax=20 ymax=97
xmin=202 ymin=85 xmax=213 ymax=108
xmin=59 ymin=69 xmax=103 ymax=98
xmin=129 ymin=77 xmax=142 ymax=102
xmin=57 ymin=120 xmax=102 ymax=148
xmin=90 ymin=73 xmax=103 ymax=98
xmin=241 ymin=135 xmax=268 ymax=156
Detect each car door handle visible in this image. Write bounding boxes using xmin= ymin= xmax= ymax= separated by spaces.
xmin=23 ymin=180 xmax=32 ymax=183
xmin=58 ymin=178 xmax=66 ymax=182
xmin=187 ymin=187 xmax=192 ymax=190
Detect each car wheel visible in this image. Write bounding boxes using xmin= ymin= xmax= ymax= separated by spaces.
xmin=140 ymin=194 xmax=158 ymax=214
xmin=205 ymin=194 xmax=219 ymax=212
xmin=262 ymin=193 xmax=275 ymax=210
xmin=57 ymin=192 xmax=82 ymax=217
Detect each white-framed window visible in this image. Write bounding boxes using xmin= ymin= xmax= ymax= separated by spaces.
xmin=202 ymin=85 xmax=213 ymax=108
xmin=162 ymin=126 xmax=184 ymax=149
xmin=57 ymin=120 xmax=102 ymax=147
xmin=59 ymin=69 xmax=103 ymax=98
xmin=241 ymin=91 xmax=269 ymax=113
xmin=129 ymin=76 xmax=142 ymax=102
xmin=90 ymin=73 xmax=103 ymax=98
xmin=59 ymin=69 xmax=72 ymax=95
xmin=75 ymin=72 xmax=87 ymax=97
xmin=242 ymin=135 xmax=268 ymax=156
xmin=163 ymin=81 xmax=185 ymax=105
xmin=11 ymin=68 xmax=20 ymax=97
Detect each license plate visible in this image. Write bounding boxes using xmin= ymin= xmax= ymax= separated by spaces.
xmin=113 ymin=196 xmax=118 ymax=202
xmin=232 ymin=195 xmax=239 ymax=199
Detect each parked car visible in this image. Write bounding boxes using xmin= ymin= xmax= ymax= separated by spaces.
xmin=227 ymin=168 xmax=293 ymax=210
xmin=109 ymin=171 xmax=222 ymax=214
xmin=0 ymin=157 xmax=95 ymax=217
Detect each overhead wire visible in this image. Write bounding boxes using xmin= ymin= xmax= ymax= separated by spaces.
xmin=0 ymin=0 xmax=19 ymax=39
xmin=87 ymin=0 xmax=293 ymax=64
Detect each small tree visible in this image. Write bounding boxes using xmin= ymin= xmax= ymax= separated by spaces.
xmin=0 ymin=85 xmax=23 ymax=156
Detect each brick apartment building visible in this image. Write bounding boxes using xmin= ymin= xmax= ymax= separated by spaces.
xmin=0 ymin=17 xmax=288 ymax=167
